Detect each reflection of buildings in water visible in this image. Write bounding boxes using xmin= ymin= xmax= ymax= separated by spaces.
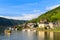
xmin=5 ymin=32 xmax=10 ymax=37
xmin=37 ymin=31 xmax=53 ymax=40
xmin=37 ymin=31 xmax=44 ymax=40
xmin=26 ymin=31 xmax=37 ymax=40
xmin=54 ymin=32 xmax=60 ymax=40
xmin=44 ymin=32 xmax=53 ymax=40
xmin=4 ymin=30 xmax=11 ymax=37
xmin=44 ymin=32 xmax=50 ymax=40
xmin=27 ymin=31 xmax=32 ymax=36
xmin=50 ymin=32 xmax=53 ymax=40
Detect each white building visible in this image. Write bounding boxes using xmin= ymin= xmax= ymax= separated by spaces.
xmin=38 ymin=24 xmax=45 ymax=28
xmin=49 ymin=22 xmax=54 ymax=29
xmin=37 ymin=22 xmax=54 ymax=29
xmin=27 ymin=23 xmax=35 ymax=28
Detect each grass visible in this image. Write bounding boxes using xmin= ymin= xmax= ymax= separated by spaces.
xmin=51 ymin=27 xmax=60 ymax=32
xmin=36 ymin=27 xmax=60 ymax=32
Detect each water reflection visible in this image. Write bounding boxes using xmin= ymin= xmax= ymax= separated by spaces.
xmin=5 ymin=32 xmax=11 ymax=36
xmin=0 ymin=31 xmax=60 ymax=40
xmin=22 ymin=31 xmax=37 ymax=40
xmin=54 ymin=32 xmax=60 ymax=40
xmin=37 ymin=31 xmax=44 ymax=40
xmin=37 ymin=31 xmax=60 ymax=40
xmin=50 ymin=32 xmax=53 ymax=40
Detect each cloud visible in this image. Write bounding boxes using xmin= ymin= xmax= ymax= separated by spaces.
xmin=0 ymin=2 xmax=41 ymax=20
xmin=46 ymin=4 xmax=60 ymax=10
xmin=0 ymin=13 xmax=40 ymax=20
xmin=0 ymin=10 xmax=41 ymax=20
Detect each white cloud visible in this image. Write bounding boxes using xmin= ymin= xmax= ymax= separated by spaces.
xmin=46 ymin=4 xmax=60 ymax=10
xmin=0 ymin=13 xmax=40 ymax=20
xmin=0 ymin=8 xmax=41 ymax=20
xmin=0 ymin=10 xmax=41 ymax=20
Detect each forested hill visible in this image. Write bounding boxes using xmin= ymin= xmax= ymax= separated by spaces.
xmin=29 ymin=6 xmax=60 ymax=23
xmin=0 ymin=17 xmax=27 ymax=27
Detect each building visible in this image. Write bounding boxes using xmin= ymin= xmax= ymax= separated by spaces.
xmin=27 ymin=23 xmax=35 ymax=28
xmin=37 ymin=22 xmax=54 ymax=29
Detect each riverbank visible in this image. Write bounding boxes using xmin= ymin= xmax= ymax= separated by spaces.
xmin=36 ymin=27 xmax=60 ymax=32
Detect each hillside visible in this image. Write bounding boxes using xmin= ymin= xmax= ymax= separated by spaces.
xmin=29 ymin=6 xmax=60 ymax=23
xmin=0 ymin=17 xmax=27 ymax=27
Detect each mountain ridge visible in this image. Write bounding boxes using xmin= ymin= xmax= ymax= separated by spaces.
xmin=29 ymin=6 xmax=60 ymax=23
xmin=0 ymin=17 xmax=27 ymax=27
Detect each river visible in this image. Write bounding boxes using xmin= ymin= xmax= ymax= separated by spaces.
xmin=0 ymin=31 xmax=60 ymax=40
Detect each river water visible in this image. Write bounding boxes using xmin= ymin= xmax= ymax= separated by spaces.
xmin=0 ymin=31 xmax=60 ymax=40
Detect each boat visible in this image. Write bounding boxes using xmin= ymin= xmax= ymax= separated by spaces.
xmin=4 ymin=30 xmax=11 ymax=33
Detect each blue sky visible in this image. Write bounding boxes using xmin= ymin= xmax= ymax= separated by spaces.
xmin=0 ymin=0 xmax=60 ymax=20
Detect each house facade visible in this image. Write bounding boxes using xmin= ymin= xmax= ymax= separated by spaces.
xmin=27 ymin=23 xmax=35 ymax=28
xmin=37 ymin=22 xmax=54 ymax=29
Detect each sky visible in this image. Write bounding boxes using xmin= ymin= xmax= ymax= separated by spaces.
xmin=0 ymin=0 xmax=60 ymax=20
